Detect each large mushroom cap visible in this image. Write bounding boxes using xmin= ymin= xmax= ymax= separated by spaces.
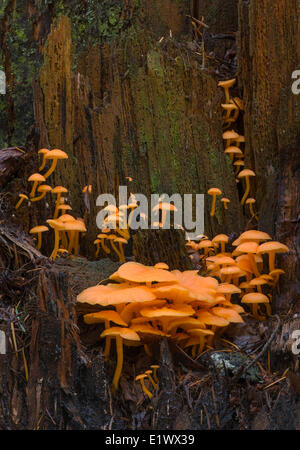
xmin=257 ymin=241 xmax=289 ymax=255
xmin=100 ymin=327 xmax=140 ymax=342
xmin=113 ymin=262 xmax=178 ymax=284
xmin=28 ymin=173 xmax=46 ymax=182
xmin=83 ymin=310 xmax=128 ymax=326
xmin=77 ymin=284 xmax=156 ymax=306
xmin=241 ymin=293 xmax=269 ymax=304
xmin=45 ymin=149 xmax=68 ymax=160
xmin=211 ymin=307 xmax=244 ymax=323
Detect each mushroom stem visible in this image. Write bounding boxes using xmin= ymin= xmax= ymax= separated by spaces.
xmin=36 ymin=233 xmax=42 ymax=251
xmin=144 ymin=344 xmax=152 ymax=356
xmin=73 ymin=232 xmax=80 ymax=256
xmin=111 ymin=241 xmax=123 ymax=262
xmin=100 ymin=239 xmax=111 ymax=254
xmin=15 ymin=197 xmax=26 ymax=209
xmin=118 ymin=242 xmax=126 ymax=263
xmin=95 ymin=242 xmax=100 ymax=258
xmin=241 ymin=176 xmax=250 ymax=205
xmin=50 ymin=229 xmax=60 ymax=261
xmin=31 ymin=192 xmax=47 ymax=203
xmin=39 ymin=155 xmax=47 ymax=172
xmin=268 ymin=251 xmax=276 ymax=272
xmin=112 ymin=335 xmax=124 ymax=393
xmin=249 ymin=254 xmax=261 ymax=278
xmin=68 ymin=231 xmax=76 ymax=253
xmin=30 ymin=181 xmax=39 ymax=198
xmin=145 ymin=372 xmax=157 ymax=389
xmin=210 ymin=195 xmax=217 ymax=217
xmin=138 ymin=378 xmax=153 ymax=399
xmin=251 ymin=304 xmax=261 ymax=321
xmin=43 ymin=158 xmax=58 ymax=179
xmin=151 ymin=367 xmax=159 ymax=383
xmin=104 ymin=320 xmax=111 ymax=361
xmin=249 ymin=203 xmax=258 ymax=220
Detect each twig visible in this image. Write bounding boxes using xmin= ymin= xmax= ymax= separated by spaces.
xmin=232 ymin=315 xmax=281 ymax=382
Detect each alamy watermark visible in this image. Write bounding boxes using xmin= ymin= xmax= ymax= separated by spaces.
xmin=0 ymin=70 xmax=5 ymax=95
xmin=96 ymin=186 xmax=204 ymax=241
xmin=291 ymin=70 xmax=300 ymax=95
xmin=292 ymin=330 xmax=300 ymax=356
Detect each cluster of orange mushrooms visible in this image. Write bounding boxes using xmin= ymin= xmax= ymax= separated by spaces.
xmin=77 ymin=228 xmax=289 ymax=393
xmin=207 ymin=78 xmax=257 ymax=219
xmin=93 ymin=201 xmax=137 ymax=263
xmin=15 ymin=148 xmax=87 ymax=261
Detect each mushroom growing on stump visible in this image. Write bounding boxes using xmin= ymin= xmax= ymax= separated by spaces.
xmin=221 ymin=197 xmax=230 ymax=210
xmin=43 ymin=149 xmax=68 ymax=179
xmin=38 ymin=148 xmax=50 ymax=172
xmin=135 ymin=374 xmax=153 ymax=399
xmin=187 ymin=328 xmax=215 ymax=355
xmin=257 ymin=241 xmax=289 ymax=272
xmin=97 ymin=233 xmax=111 ymax=254
xmin=224 ymin=146 xmax=243 ymax=161
xmin=52 ymin=186 xmax=68 ymax=218
xmin=212 ymin=234 xmax=229 ymax=254
xmin=218 ymin=78 xmax=236 ymax=103
xmin=222 ymin=130 xmax=239 ymax=148
xmin=150 ymin=365 xmax=160 ymax=383
xmin=31 ymin=184 xmax=52 ymax=202
xmin=241 ymin=292 xmax=271 ymax=320
xmin=208 ymin=188 xmax=222 ymax=217
xmin=15 ymin=194 xmax=28 ymax=209
xmin=114 ymin=237 xmax=128 ymax=263
xmin=246 ymin=198 xmax=258 ymax=220
xmin=238 ymin=169 xmax=256 ymax=205
xmin=83 ymin=310 xmax=128 ymax=361
xmin=101 ymin=327 xmax=140 ymax=393
xmin=28 ymin=173 xmax=46 ymax=198
xmin=46 ymin=219 xmax=66 ymax=261
xmin=94 ymin=239 xmax=101 ymax=258
xmin=29 ymin=225 xmax=49 ymax=251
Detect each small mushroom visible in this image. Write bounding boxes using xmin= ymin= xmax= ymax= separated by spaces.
xmin=38 ymin=148 xmax=50 ymax=172
xmin=135 ymin=374 xmax=153 ymax=399
xmin=221 ymin=197 xmax=230 ymax=210
xmin=43 ymin=149 xmax=68 ymax=179
xmin=257 ymin=241 xmax=289 ymax=272
xmin=208 ymin=187 xmax=222 ymax=217
xmin=28 ymin=173 xmax=46 ymax=198
xmin=150 ymin=365 xmax=160 ymax=383
xmin=31 ymin=184 xmax=52 ymax=202
xmin=241 ymin=292 xmax=270 ymax=320
xmin=218 ymin=78 xmax=236 ymax=103
xmin=15 ymin=194 xmax=28 ymax=209
xmin=46 ymin=219 xmax=66 ymax=261
xmin=29 ymin=225 xmax=49 ymax=250
xmin=238 ymin=169 xmax=256 ymax=205
xmin=245 ymin=198 xmax=258 ymax=220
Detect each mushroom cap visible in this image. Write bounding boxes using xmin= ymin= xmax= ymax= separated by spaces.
xmin=236 ymin=135 xmax=245 ymax=143
xmin=269 ymin=269 xmax=285 ymax=277
xmin=218 ymin=78 xmax=236 ymax=89
xmin=28 ymin=173 xmax=46 ymax=182
xmin=211 ymin=255 xmax=235 ymax=266
xmin=46 ymin=219 xmax=66 ymax=230
xmin=77 ymin=284 xmax=156 ymax=306
xmin=57 ymin=204 xmax=72 ymax=211
xmin=152 ymin=284 xmax=196 ymax=303
xmin=233 ymin=230 xmax=272 ymax=245
xmin=135 ymin=374 xmax=147 ymax=381
xmin=18 ymin=194 xmax=28 ymax=199
xmin=140 ymin=304 xmax=194 ymax=319
xmin=37 ymin=184 xmax=52 ymax=193
xmin=257 ymin=241 xmax=289 ymax=255
xmin=221 ymin=103 xmax=238 ymax=111
xmin=97 ymin=233 xmax=108 ymax=239
xmin=188 ymin=328 xmax=215 ymax=336
xmin=94 ymin=239 xmax=100 ymax=245
xmin=246 ymin=197 xmax=256 ymax=204
xmin=166 ymin=317 xmax=206 ymax=333
xmin=211 ymin=307 xmax=244 ymax=323
xmin=101 ymin=327 xmax=140 ymax=341
xmin=232 ymin=97 xmax=244 ymax=110
xmin=249 ymin=277 xmax=268 ymax=287
xmin=222 ymin=130 xmax=239 ymax=140
xmin=154 ymin=262 xmax=169 ymax=270
xmin=224 ymin=146 xmax=243 ymax=156
xmin=130 ymin=324 xmax=166 ymax=337
xmin=217 ymin=283 xmax=241 ymax=295
xmin=241 ymin=293 xmax=269 ymax=304
xmin=234 ymin=160 xmax=245 ymax=167
xmin=114 ymin=237 xmax=128 ymax=244
xmin=220 ymin=266 xmax=244 ymax=276
xmin=57 ymin=214 xmax=75 ymax=223
xmin=82 ymin=185 xmax=92 ymax=194
xmin=208 ymin=187 xmax=222 ymax=196
xmin=113 ymin=262 xmax=178 ymax=284
xmin=29 ymin=225 xmax=49 ymax=234
xmin=238 ymin=169 xmax=256 ymax=178
xmin=83 ymin=310 xmax=128 ymax=326
xmin=221 ymin=197 xmax=230 ymax=203
xmin=52 ymin=186 xmax=68 ymax=194
xmin=196 ymin=311 xmax=229 ymax=327
xmin=235 ymin=241 xmax=259 ymax=254
xmin=45 ymin=149 xmax=68 ymax=160
xmin=212 ymin=234 xmax=229 ymax=244
xmin=64 ymin=220 xmax=87 ymax=232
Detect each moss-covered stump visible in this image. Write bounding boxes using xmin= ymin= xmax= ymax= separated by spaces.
xmin=132 ymin=229 xmax=193 ymax=270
